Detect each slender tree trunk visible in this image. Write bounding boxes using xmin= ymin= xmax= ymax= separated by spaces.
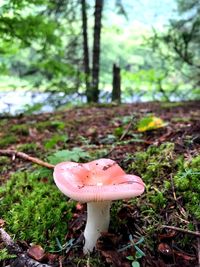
xmin=90 ymin=0 xmax=104 ymax=103
xmin=81 ymin=0 xmax=91 ymax=98
xmin=112 ymin=63 xmax=121 ymax=103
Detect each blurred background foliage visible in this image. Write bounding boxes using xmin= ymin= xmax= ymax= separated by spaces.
xmin=0 ymin=0 xmax=200 ymax=113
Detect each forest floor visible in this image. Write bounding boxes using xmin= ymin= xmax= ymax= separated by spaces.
xmin=0 ymin=101 xmax=200 ymax=267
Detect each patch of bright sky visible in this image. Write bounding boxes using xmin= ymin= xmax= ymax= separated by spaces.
xmin=104 ymin=0 xmax=178 ymax=30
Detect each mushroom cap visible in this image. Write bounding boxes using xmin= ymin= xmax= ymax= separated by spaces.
xmin=53 ymin=158 xmax=145 ymax=202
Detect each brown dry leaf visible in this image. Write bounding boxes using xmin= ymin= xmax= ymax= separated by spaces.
xmin=158 ymin=243 xmax=173 ymax=256
xmin=27 ymin=244 xmax=46 ymax=261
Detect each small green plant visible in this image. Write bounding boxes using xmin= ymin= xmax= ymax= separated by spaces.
xmin=10 ymin=124 xmax=29 ymax=136
xmin=36 ymin=120 xmax=65 ymax=131
xmin=113 ymin=126 xmax=124 ymax=137
xmin=47 ymin=148 xmax=90 ymax=164
xmin=0 ymin=135 xmax=17 ymax=148
xmin=118 ymin=236 xmax=145 ymax=267
xmin=44 ymin=134 xmax=68 ymax=149
xmin=17 ymin=143 xmax=38 ymax=153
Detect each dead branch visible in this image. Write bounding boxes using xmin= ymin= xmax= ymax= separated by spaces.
xmin=0 ymin=228 xmax=53 ymax=267
xmin=161 ymin=225 xmax=200 ymax=237
xmin=0 ymin=149 xmax=55 ymax=169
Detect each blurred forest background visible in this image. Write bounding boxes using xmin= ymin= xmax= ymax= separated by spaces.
xmin=0 ymin=0 xmax=200 ymax=114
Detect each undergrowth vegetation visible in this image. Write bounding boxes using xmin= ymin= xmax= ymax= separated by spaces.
xmin=0 ymin=142 xmax=199 ymax=257
xmin=128 ymin=143 xmax=200 ymax=221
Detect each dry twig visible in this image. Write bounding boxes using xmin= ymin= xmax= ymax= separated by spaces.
xmin=0 ymin=149 xmax=55 ymax=169
xmin=161 ymin=225 xmax=200 ymax=238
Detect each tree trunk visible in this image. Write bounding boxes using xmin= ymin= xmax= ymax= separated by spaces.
xmin=112 ymin=63 xmax=121 ymax=103
xmin=90 ymin=0 xmax=104 ymax=103
xmin=81 ymin=0 xmax=91 ymax=97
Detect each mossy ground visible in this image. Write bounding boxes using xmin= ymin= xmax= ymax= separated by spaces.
xmin=0 ymin=101 xmax=200 ymax=266
xmin=0 ymin=168 xmax=75 ymax=251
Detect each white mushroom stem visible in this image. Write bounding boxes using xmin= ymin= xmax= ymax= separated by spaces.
xmin=83 ymin=201 xmax=111 ymax=253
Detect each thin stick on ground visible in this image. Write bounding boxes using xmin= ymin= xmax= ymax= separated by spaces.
xmin=0 ymin=149 xmax=55 ymax=169
xmin=0 ymin=228 xmax=52 ymax=267
xmin=161 ymin=225 xmax=200 ymax=237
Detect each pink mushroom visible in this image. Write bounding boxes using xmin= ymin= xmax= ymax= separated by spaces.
xmin=53 ymin=158 xmax=145 ymax=253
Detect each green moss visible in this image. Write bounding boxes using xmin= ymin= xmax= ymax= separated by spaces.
xmin=0 ymin=156 xmax=10 ymax=165
xmin=44 ymin=134 xmax=68 ymax=150
xmin=0 ymin=135 xmax=17 ymax=148
xmin=129 ymin=142 xmax=176 ymax=183
xmin=174 ymin=155 xmax=200 ymax=219
xmin=17 ymin=143 xmax=38 ymax=153
xmin=127 ymin=143 xmax=200 ymax=221
xmin=0 ymin=169 xmax=75 ymax=251
xmin=36 ymin=120 xmax=65 ymax=131
xmin=10 ymin=124 xmax=29 ymax=136
xmin=0 ymin=248 xmax=16 ymax=261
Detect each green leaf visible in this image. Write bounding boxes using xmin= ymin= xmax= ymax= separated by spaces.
xmin=132 ymin=261 xmax=140 ymax=267
xmin=44 ymin=134 xmax=68 ymax=149
xmin=135 ymin=251 xmax=143 ymax=259
xmin=48 ymin=148 xmax=89 ymax=164
xmin=126 ymin=256 xmax=134 ymax=261
xmin=134 ymin=245 xmax=145 ymax=257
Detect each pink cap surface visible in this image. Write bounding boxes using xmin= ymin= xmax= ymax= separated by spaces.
xmin=53 ymin=158 xmax=145 ymax=202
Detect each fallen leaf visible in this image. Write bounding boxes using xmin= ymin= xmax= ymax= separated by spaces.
xmin=158 ymin=243 xmax=173 ymax=256
xmin=27 ymin=244 xmax=46 ymax=261
xmin=137 ymin=116 xmax=167 ymax=132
